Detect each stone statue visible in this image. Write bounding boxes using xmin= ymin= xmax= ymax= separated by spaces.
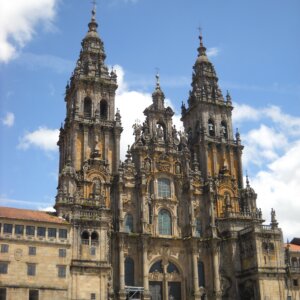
xmin=157 ymin=124 xmax=164 ymax=141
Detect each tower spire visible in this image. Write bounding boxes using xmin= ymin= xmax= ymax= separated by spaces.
xmin=88 ymin=0 xmax=98 ymax=34
xmin=197 ymin=28 xmax=207 ymax=58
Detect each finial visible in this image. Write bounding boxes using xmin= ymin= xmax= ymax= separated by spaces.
xmin=271 ymin=208 xmax=278 ymax=228
xmin=91 ymin=0 xmax=97 ymax=20
xmin=197 ymin=27 xmax=207 ymax=57
xmin=155 ymin=68 xmax=160 ymax=88
xmin=226 ymin=90 xmax=232 ymax=103
xmin=246 ymin=171 xmax=250 ymax=187
xmin=235 ymin=128 xmax=240 ymax=141
xmin=198 ymin=26 xmax=203 ymax=47
xmin=125 ymin=145 xmax=132 ymax=162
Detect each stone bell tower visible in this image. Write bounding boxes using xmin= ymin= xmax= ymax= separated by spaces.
xmin=55 ymin=7 xmax=121 ymax=300
xmin=181 ymin=34 xmax=246 ymax=219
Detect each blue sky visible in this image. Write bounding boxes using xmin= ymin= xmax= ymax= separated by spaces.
xmin=0 ymin=0 xmax=299 ymax=239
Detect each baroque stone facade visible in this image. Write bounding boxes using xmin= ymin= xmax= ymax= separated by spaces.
xmin=0 ymin=8 xmax=300 ymax=300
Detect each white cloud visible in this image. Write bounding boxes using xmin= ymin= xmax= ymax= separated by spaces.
xmin=233 ymin=102 xmax=300 ymax=239
xmin=38 ymin=206 xmax=55 ymax=212
xmin=115 ymin=65 xmax=183 ymax=159
xmin=252 ymin=141 xmax=300 ymax=240
xmin=243 ymin=124 xmax=288 ymax=166
xmin=0 ymin=0 xmax=58 ymax=62
xmin=2 ymin=112 xmax=15 ymax=127
xmin=234 ymin=103 xmax=300 ymax=138
xmin=233 ymin=103 xmax=260 ymax=124
xmin=18 ymin=127 xmax=59 ymax=151
xmin=206 ymin=47 xmax=220 ymax=58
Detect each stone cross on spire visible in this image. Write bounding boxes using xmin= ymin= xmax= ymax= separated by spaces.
xmin=91 ymin=0 xmax=97 ymax=21
xmin=198 ymin=26 xmax=203 ymax=47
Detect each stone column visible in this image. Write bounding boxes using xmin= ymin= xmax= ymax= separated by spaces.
xmin=212 ymin=144 xmax=218 ymax=176
xmin=229 ymin=148 xmax=234 ymax=177
xmin=237 ymin=147 xmax=244 ymax=189
xmin=119 ymin=237 xmax=126 ymax=300
xmin=83 ymin=126 xmax=89 ymax=162
xmin=203 ymin=143 xmax=209 ymax=179
xmin=104 ymin=130 xmax=109 ymax=162
xmin=212 ymin=241 xmax=221 ymax=300
xmin=163 ymin=261 xmax=168 ymax=300
xmin=72 ymin=124 xmax=78 ymax=168
xmin=114 ymin=129 xmax=121 ymax=173
xmin=192 ymin=250 xmax=200 ymax=298
xmin=142 ymin=239 xmax=151 ymax=300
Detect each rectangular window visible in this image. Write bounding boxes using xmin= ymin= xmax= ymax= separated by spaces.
xmin=59 ymin=229 xmax=68 ymax=239
xmin=157 ymin=178 xmax=171 ymax=198
xmin=26 ymin=226 xmax=35 ymax=236
xmin=91 ymin=293 xmax=96 ymax=300
xmin=90 ymin=247 xmax=96 ymax=256
xmin=29 ymin=246 xmax=36 ymax=256
xmin=3 ymin=224 xmax=13 ymax=234
xmin=29 ymin=289 xmax=39 ymax=300
xmin=196 ymin=218 xmax=202 ymax=237
xmin=0 ymin=288 xmax=7 ymax=300
xmin=293 ymin=279 xmax=298 ymax=286
xmin=0 ymin=244 xmax=9 ymax=253
xmin=37 ymin=227 xmax=46 ymax=237
xmin=58 ymin=265 xmax=66 ymax=278
xmin=15 ymin=224 xmax=24 ymax=235
xmin=48 ymin=228 xmax=57 ymax=238
xmin=0 ymin=262 xmax=8 ymax=274
xmin=27 ymin=263 xmax=36 ymax=276
xmin=59 ymin=248 xmax=66 ymax=257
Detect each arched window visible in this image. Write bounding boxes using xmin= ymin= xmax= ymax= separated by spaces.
xmin=81 ymin=231 xmax=89 ymax=245
xmin=198 ymin=261 xmax=205 ymax=287
xmin=208 ymin=119 xmax=215 ymax=136
xmin=100 ymin=100 xmax=108 ymax=120
xmin=156 ymin=122 xmax=166 ymax=141
xmin=148 ymin=203 xmax=153 ymax=224
xmin=157 ymin=178 xmax=171 ymax=198
xmin=148 ymin=179 xmax=154 ymax=196
xmin=158 ymin=209 xmax=172 ymax=235
xmin=91 ymin=231 xmax=99 ymax=245
xmin=262 ymin=242 xmax=268 ymax=252
xmin=291 ymin=257 xmax=298 ymax=267
xmin=124 ymin=214 xmax=133 ymax=233
xmin=196 ymin=218 xmax=202 ymax=237
xmin=125 ymin=257 xmax=134 ymax=286
xmin=149 ymin=260 xmax=163 ymax=273
xmin=221 ymin=121 xmax=228 ymax=139
xmin=167 ymin=262 xmax=179 ymax=273
xmin=84 ymin=97 xmax=92 ymax=118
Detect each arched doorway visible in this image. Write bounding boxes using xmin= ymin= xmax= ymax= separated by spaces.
xmin=149 ymin=259 xmax=182 ymax=300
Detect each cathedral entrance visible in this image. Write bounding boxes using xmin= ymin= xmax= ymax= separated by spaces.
xmin=149 ymin=282 xmax=162 ymax=300
xmin=148 ymin=260 xmax=182 ymax=300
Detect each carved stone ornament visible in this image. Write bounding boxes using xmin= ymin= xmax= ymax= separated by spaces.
xmin=144 ymin=159 xmax=151 ymax=172
xmin=221 ymin=274 xmax=232 ymax=296
xmin=14 ymin=248 xmax=23 ymax=261
xmin=157 ymin=161 xmax=171 ymax=172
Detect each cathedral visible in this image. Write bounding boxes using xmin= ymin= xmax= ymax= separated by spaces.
xmin=0 ymin=7 xmax=299 ymax=300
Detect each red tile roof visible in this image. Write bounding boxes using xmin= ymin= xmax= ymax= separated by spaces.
xmin=285 ymin=243 xmax=300 ymax=252
xmin=0 ymin=206 xmax=68 ymax=225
